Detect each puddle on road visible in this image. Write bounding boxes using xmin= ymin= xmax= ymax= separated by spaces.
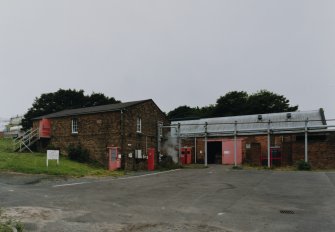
xmin=120 ymin=223 xmax=230 ymax=232
xmin=0 ymin=173 xmax=68 ymax=186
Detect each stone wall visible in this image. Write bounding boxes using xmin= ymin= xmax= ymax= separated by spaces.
xmin=121 ymin=100 xmax=169 ymax=169
xmin=46 ymin=111 xmax=121 ymax=165
xmin=33 ymin=100 xmax=169 ymax=169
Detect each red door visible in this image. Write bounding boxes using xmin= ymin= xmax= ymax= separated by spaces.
xmin=108 ymin=147 xmax=121 ymax=171
xmin=222 ymin=139 xmax=242 ymax=165
xmin=148 ymin=148 xmax=155 ymax=171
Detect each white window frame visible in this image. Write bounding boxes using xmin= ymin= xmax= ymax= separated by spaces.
xmin=71 ymin=118 xmax=78 ymax=134
xmin=135 ymin=149 xmax=142 ymax=159
xmin=136 ymin=117 xmax=142 ymax=133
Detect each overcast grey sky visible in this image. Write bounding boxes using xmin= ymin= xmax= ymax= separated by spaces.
xmin=1 ymin=0 xmax=334 ymax=119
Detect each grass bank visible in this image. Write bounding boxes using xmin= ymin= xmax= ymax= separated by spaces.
xmin=0 ymin=138 xmax=123 ymax=177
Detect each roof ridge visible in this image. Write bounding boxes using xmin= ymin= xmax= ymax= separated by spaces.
xmin=33 ymin=99 xmax=152 ymax=120
xmin=171 ymin=109 xmax=323 ymax=122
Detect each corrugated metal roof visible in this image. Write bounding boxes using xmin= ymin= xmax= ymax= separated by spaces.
xmin=171 ymin=109 xmax=326 ymax=135
xmin=33 ymin=99 xmax=151 ymax=120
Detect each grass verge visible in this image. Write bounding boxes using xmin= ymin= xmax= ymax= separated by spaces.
xmin=0 ymin=138 xmax=123 ymax=177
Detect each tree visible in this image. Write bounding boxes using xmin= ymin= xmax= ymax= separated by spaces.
xmin=213 ymin=91 xmax=249 ymax=117
xmin=167 ymin=90 xmax=298 ymax=119
xmin=84 ymin=92 xmax=119 ymax=107
xmin=167 ymin=105 xmax=199 ymax=120
xmin=197 ymin=105 xmax=216 ymax=118
xmin=22 ymin=89 xmax=120 ymax=129
xmin=167 ymin=105 xmax=217 ymax=120
xmin=246 ymin=90 xmax=298 ymax=114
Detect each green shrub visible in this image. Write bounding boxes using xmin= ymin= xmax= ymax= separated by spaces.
xmin=232 ymin=165 xmax=243 ymax=170
xmin=296 ymin=160 xmax=311 ymax=171
xmin=15 ymin=221 xmax=24 ymax=232
xmin=158 ymin=155 xmax=180 ymax=170
xmin=0 ymin=223 xmax=13 ymax=232
xmin=67 ymin=144 xmax=90 ymax=163
xmin=0 ymin=208 xmax=24 ymax=232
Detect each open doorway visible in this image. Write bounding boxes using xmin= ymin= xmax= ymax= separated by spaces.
xmin=207 ymin=141 xmax=222 ymax=164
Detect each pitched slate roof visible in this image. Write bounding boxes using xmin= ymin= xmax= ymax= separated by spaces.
xmin=172 ymin=109 xmax=326 ymax=136
xmin=33 ymin=99 xmax=151 ymax=120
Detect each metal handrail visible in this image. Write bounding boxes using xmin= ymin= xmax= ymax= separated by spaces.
xmin=13 ymin=128 xmax=39 ymax=152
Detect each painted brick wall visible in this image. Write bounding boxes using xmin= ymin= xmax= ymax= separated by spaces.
xmin=174 ymin=133 xmax=335 ymax=168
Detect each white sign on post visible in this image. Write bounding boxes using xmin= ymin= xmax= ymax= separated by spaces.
xmin=47 ymin=150 xmax=60 ymax=167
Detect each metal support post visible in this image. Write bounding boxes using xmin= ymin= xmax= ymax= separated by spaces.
xmin=194 ymin=137 xmax=197 ymax=164
xmin=234 ymin=121 xmax=237 ymax=166
xmin=204 ymin=122 xmax=208 ymax=167
xmin=305 ymin=118 xmax=308 ymax=162
xmin=178 ymin=123 xmax=181 ymax=165
xmin=267 ymin=120 xmax=271 ymax=168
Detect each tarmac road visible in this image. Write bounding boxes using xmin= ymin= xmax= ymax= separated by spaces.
xmin=1 ymin=166 xmax=335 ymax=232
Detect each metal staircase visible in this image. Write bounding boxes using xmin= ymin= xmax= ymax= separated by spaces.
xmin=13 ymin=128 xmax=39 ymax=152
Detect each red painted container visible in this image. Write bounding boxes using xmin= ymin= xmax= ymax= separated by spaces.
xmin=180 ymin=149 xmax=186 ymax=165
xmin=148 ymin=148 xmax=155 ymax=171
xmin=181 ymin=147 xmax=192 ymax=165
xmin=39 ymin=119 xmax=51 ymax=138
xmin=186 ymin=148 xmax=192 ymax=164
xmin=107 ymin=147 xmax=121 ymax=171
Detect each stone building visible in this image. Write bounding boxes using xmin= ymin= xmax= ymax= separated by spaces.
xmin=171 ymin=109 xmax=335 ymax=169
xmin=32 ymin=99 xmax=169 ymax=169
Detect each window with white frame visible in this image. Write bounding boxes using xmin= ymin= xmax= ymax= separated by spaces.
xmin=72 ymin=118 xmax=78 ymax=134
xmin=136 ymin=117 xmax=142 ymax=133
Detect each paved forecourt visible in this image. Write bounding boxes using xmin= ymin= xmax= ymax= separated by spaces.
xmin=1 ymin=166 xmax=335 ymax=232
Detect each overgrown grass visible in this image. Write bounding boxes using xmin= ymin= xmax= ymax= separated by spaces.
xmin=0 ymin=138 xmax=13 ymax=153
xmin=0 ymin=208 xmax=24 ymax=232
xmin=240 ymin=163 xmax=298 ymax=171
xmin=0 ymin=138 xmax=123 ymax=177
xmin=181 ymin=164 xmax=208 ymax=169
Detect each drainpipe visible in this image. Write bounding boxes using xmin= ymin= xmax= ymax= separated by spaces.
xmin=305 ymin=118 xmax=308 ymax=162
xmin=157 ymin=122 xmax=161 ymax=158
xmin=120 ymin=109 xmax=125 ymax=169
xmin=146 ymin=136 xmax=148 ymax=157
xmin=205 ymin=122 xmax=208 ymax=167
xmin=194 ymin=137 xmax=197 ymax=164
xmin=234 ymin=121 xmax=237 ymax=167
xmin=267 ymin=120 xmax=271 ymax=168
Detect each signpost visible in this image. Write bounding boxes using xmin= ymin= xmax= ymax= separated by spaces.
xmin=47 ymin=150 xmax=59 ymax=167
